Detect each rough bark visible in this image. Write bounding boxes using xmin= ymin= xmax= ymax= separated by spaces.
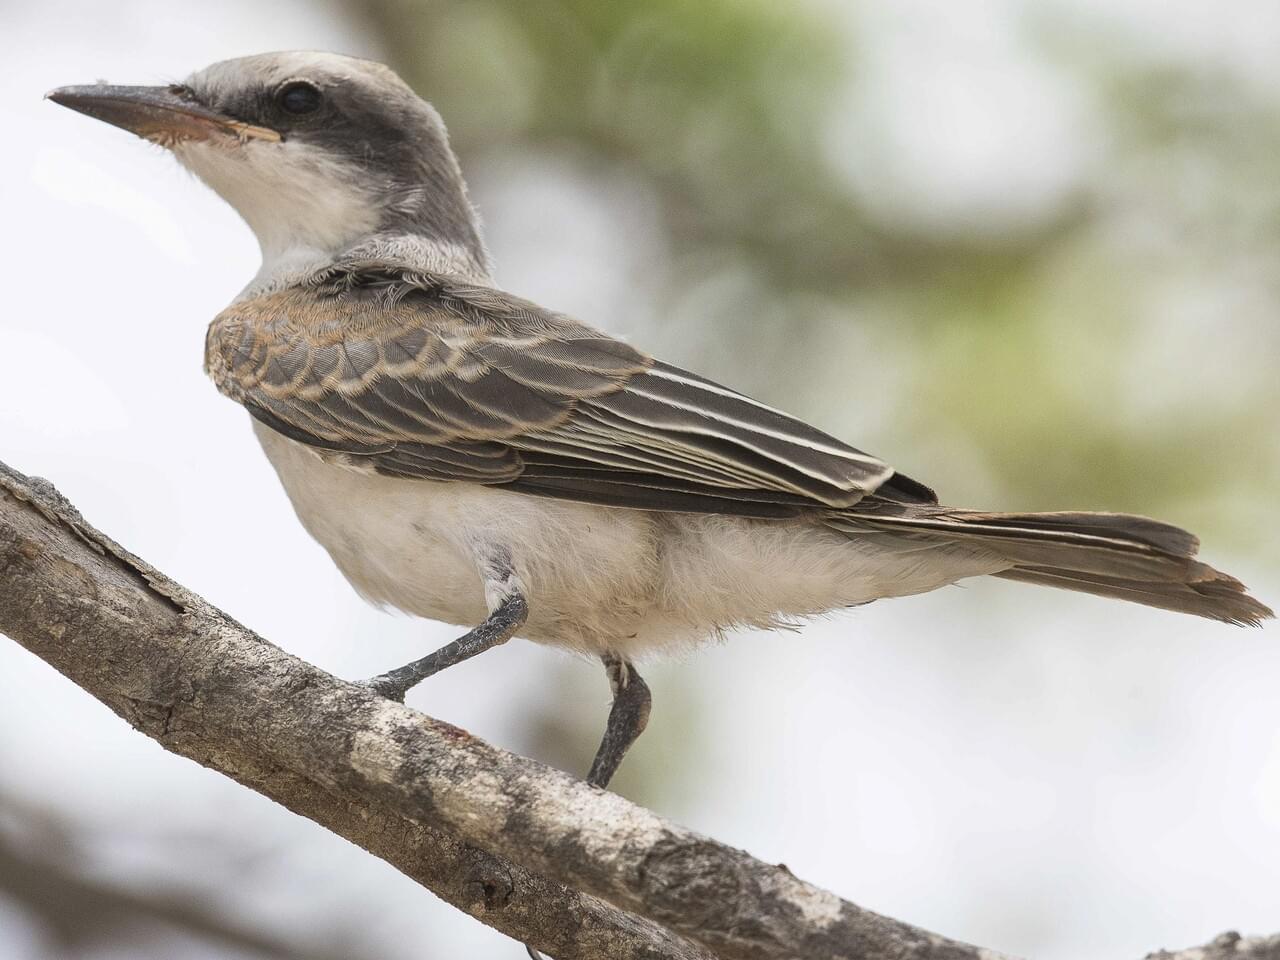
xmin=1146 ymin=933 xmax=1280 ymax=960
xmin=0 ymin=459 xmax=1274 ymax=960
xmin=0 ymin=462 xmax=711 ymax=960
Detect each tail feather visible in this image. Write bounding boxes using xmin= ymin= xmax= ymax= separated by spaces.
xmin=830 ymin=506 xmax=1273 ymax=626
xmin=993 ymin=564 xmax=1270 ymax=626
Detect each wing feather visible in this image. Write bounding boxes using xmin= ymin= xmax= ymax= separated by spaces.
xmin=205 ymin=262 xmax=904 ymax=511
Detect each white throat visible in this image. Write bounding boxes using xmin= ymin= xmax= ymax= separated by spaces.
xmin=173 ymin=138 xmax=382 ymax=294
xmin=173 ymin=138 xmax=493 ymax=297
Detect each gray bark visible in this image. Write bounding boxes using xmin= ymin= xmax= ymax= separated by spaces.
xmin=1145 ymin=933 xmax=1280 ymax=960
xmin=0 ymin=459 xmax=1273 ymax=960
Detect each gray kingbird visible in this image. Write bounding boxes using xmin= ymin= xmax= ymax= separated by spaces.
xmin=48 ymin=52 xmax=1272 ymax=799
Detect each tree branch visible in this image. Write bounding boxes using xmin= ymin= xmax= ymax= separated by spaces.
xmin=0 ymin=461 xmax=710 ymax=960
xmin=1146 ymin=933 xmax=1280 ymax=960
xmin=0 ymin=458 xmax=1273 ymax=960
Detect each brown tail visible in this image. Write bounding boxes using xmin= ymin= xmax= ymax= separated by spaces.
xmin=831 ymin=507 xmax=1273 ymax=625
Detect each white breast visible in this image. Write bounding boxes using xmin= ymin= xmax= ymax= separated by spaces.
xmin=250 ymin=421 xmax=1006 ymax=658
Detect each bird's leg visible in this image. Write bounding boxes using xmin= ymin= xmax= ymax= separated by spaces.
xmin=362 ymin=593 xmax=527 ymax=702
xmin=586 ymin=654 xmax=652 ymax=789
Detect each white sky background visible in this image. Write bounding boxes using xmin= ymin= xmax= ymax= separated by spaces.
xmin=1 ymin=2 xmax=1278 ymax=959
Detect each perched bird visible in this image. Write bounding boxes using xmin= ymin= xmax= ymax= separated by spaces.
xmin=49 ymin=52 xmax=1272 ymax=794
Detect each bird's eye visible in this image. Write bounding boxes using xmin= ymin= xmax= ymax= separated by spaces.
xmin=277 ymin=81 xmax=323 ymax=116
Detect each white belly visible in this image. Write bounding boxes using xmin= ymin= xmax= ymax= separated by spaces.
xmin=252 ymin=421 xmax=1006 ymax=658
xmin=253 ymin=421 xmax=665 ymax=654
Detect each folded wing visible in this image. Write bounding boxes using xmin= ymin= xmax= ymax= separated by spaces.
xmin=205 ymin=262 xmax=914 ymax=514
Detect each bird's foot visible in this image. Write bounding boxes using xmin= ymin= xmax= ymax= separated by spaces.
xmin=358 ymin=670 xmax=412 ymax=703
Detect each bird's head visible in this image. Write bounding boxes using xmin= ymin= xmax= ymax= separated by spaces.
xmin=49 ymin=52 xmax=489 ymax=282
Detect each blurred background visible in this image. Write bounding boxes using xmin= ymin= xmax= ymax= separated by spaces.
xmin=2 ymin=0 xmax=1278 ymax=957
